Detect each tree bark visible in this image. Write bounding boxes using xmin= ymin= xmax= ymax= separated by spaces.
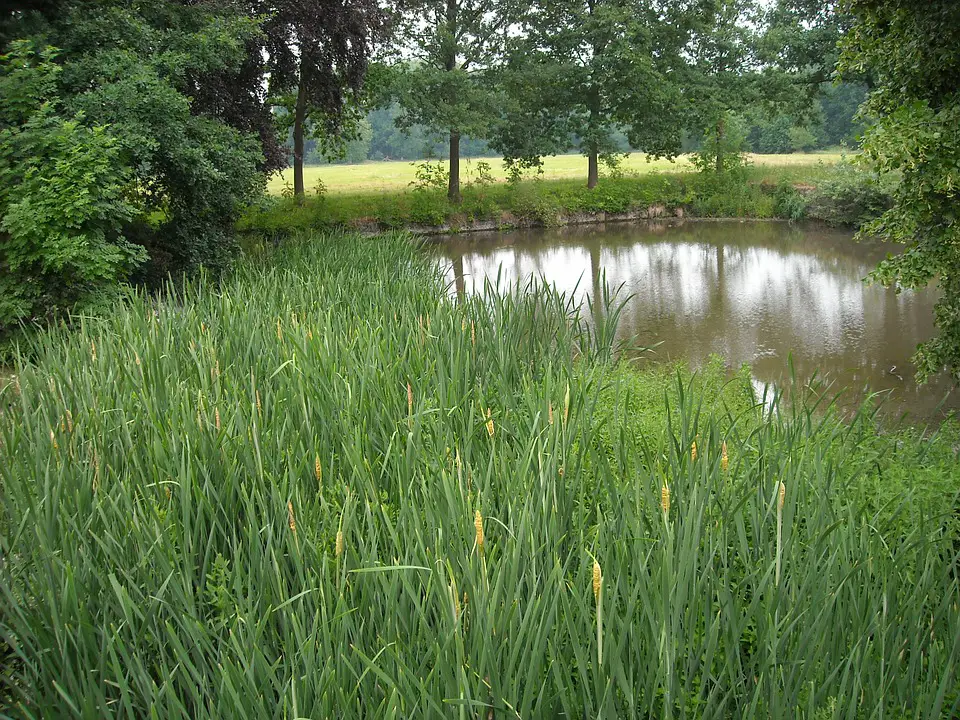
xmin=448 ymin=130 xmax=461 ymax=204
xmin=293 ymin=58 xmax=308 ymax=203
xmin=715 ymin=117 xmax=725 ymax=174
xmin=587 ymin=147 xmax=599 ymax=189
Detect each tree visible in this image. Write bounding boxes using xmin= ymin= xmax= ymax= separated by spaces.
xmin=684 ymin=0 xmax=764 ymax=174
xmin=840 ymin=0 xmax=960 ymax=381
xmin=1 ymin=0 xmax=269 ymax=332
xmin=494 ymin=0 xmax=693 ymax=188
xmin=390 ymin=0 xmax=521 ymax=203
xmin=257 ymin=0 xmax=387 ymax=201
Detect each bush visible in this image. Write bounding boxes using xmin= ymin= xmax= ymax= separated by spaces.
xmin=0 ymin=44 xmax=145 ymax=335
xmin=807 ymin=161 xmax=892 ymax=227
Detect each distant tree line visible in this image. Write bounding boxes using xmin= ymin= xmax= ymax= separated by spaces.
xmin=299 ymin=80 xmax=867 ymax=165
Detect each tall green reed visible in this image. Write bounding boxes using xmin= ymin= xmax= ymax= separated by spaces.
xmin=0 ymin=231 xmax=957 ymax=718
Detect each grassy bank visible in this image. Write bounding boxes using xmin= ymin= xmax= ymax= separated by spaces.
xmin=244 ymin=162 xmax=840 ymax=239
xmin=267 ymin=152 xmax=846 ymax=195
xmin=1 ymin=231 xmax=957 ymax=718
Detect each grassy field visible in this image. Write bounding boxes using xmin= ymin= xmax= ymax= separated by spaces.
xmin=246 ymin=160 xmax=846 ymax=237
xmin=267 ymin=152 xmax=847 ymax=195
xmin=1 ymin=231 xmax=958 ymax=718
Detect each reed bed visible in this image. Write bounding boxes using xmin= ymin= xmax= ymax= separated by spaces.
xmin=0 ymin=231 xmax=958 ymax=718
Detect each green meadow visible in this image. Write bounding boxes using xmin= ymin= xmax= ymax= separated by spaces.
xmin=266 ymin=152 xmax=846 ymax=195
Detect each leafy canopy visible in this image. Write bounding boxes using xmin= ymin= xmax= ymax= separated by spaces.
xmin=840 ymin=0 xmax=960 ymax=381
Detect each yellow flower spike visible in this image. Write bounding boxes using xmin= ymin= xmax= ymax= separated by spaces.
xmin=485 ymin=408 xmax=495 ymax=438
xmin=276 ymin=317 xmax=282 ymax=340
xmin=407 ymin=382 xmax=413 ymax=418
xmin=661 ymin=484 xmax=671 ymax=514
xmin=315 ymin=455 xmax=322 ymax=484
xmin=563 ymin=383 xmax=570 ymax=425
xmin=49 ymin=429 xmax=58 ymax=451
xmin=721 ymin=441 xmax=729 ymax=472
xmin=471 ymin=321 xmax=476 ymax=346
xmin=256 ymin=390 xmax=262 ymax=415
xmin=474 ymin=509 xmax=484 ymax=553
xmin=335 ymin=530 xmax=344 ymax=558
xmin=59 ymin=417 xmax=65 ymax=433
xmin=691 ymin=440 xmax=698 ymax=462
xmin=66 ymin=410 xmax=73 ymax=434
xmin=592 ymin=559 xmax=602 ymax=603
xmin=215 ymin=408 xmax=221 ymax=431
xmin=778 ymin=481 xmax=786 ymax=511
xmin=287 ymin=500 xmax=297 ymax=535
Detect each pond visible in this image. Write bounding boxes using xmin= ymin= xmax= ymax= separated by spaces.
xmin=441 ymin=220 xmax=958 ymax=421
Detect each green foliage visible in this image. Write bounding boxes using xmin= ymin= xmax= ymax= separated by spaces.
xmin=690 ymin=113 xmax=751 ymax=175
xmin=492 ymin=0 xmax=692 ymax=182
xmin=1 ymin=2 xmax=272 ymax=333
xmin=241 ymin=163 xmax=835 ymax=236
xmin=840 ymin=0 xmax=960 ymax=380
xmin=806 ymin=160 xmax=890 ymax=227
xmin=0 ymin=43 xmax=145 ymax=332
xmin=1 ymin=232 xmax=958 ymax=717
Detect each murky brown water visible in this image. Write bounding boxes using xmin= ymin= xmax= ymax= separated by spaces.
xmin=441 ymin=220 xmax=958 ymax=421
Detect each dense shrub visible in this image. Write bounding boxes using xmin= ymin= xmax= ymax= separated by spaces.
xmin=0 ymin=44 xmax=145 ymax=333
xmin=807 ymin=160 xmax=892 ymax=227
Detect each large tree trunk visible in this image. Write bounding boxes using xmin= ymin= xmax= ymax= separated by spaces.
xmin=587 ymin=147 xmax=599 ymax=189
xmin=293 ymin=59 xmax=308 ymax=203
xmin=715 ymin=117 xmax=725 ymax=174
xmin=448 ymin=130 xmax=461 ymax=204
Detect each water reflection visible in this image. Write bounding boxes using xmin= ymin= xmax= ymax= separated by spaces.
xmin=441 ymin=221 xmax=958 ymax=421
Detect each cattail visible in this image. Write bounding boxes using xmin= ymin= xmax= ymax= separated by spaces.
xmin=65 ymin=410 xmax=73 ymax=433
xmin=335 ymin=529 xmax=344 ymax=558
xmin=691 ymin=440 xmax=698 ymax=462
xmin=90 ymin=340 xmax=97 ymax=362
xmin=592 ymin=559 xmax=602 ymax=603
xmin=563 ymin=383 xmax=570 ymax=425
xmin=287 ymin=500 xmax=297 ymax=535
xmin=776 ymin=481 xmax=785 ymax=587
xmin=720 ymin=441 xmax=728 ymax=472
xmin=59 ymin=416 xmax=66 ymax=433
xmin=474 ymin=509 xmax=484 ymax=553
xmin=471 ymin=321 xmax=476 ymax=346
xmin=315 ymin=455 xmax=322 ymax=483
xmin=276 ymin=317 xmax=282 ymax=340
xmin=165 ymin=486 xmax=172 ymax=501
xmin=548 ymin=402 xmax=554 ymax=425
xmin=49 ymin=429 xmax=58 ymax=451
xmin=661 ymin=484 xmax=671 ymax=514
xmin=215 ymin=407 xmax=221 ymax=431
xmin=256 ymin=390 xmax=262 ymax=415
xmin=91 ymin=450 xmax=100 ymax=493
xmin=407 ymin=382 xmax=413 ymax=418
xmin=450 ymin=582 xmax=462 ymax=623
xmin=485 ymin=408 xmax=495 ymax=438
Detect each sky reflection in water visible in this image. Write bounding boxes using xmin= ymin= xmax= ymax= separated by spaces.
xmin=441 ymin=220 xmax=957 ymax=421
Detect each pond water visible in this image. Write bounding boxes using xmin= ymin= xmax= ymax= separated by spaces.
xmin=441 ymin=220 xmax=958 ymax=421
